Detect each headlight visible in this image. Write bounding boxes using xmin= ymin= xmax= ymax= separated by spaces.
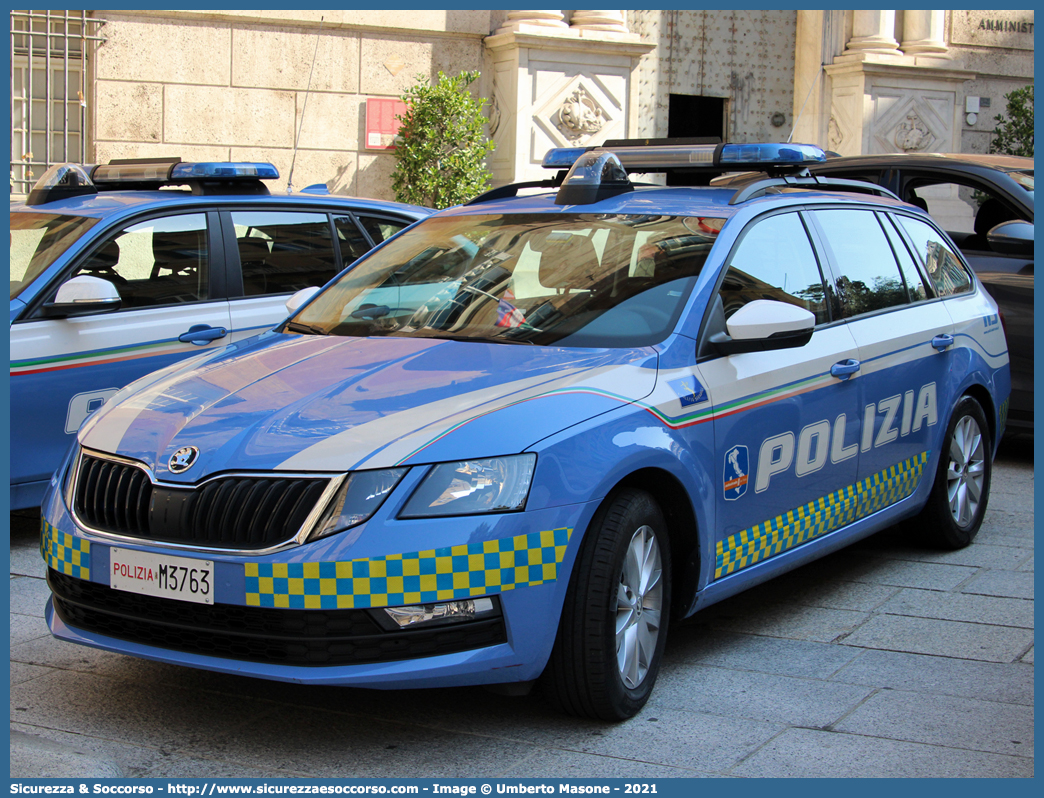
xmin=309 ymin=468 xmax=409 ymax=541
xmin=400 ymin=454 xmax=536 ymax=518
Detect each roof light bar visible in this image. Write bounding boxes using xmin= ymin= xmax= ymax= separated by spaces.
xmin=543 ymin=142 xmax=827 ymax=173
xmin=25 ymin=163 xmax=97 ymax=206
xmin=554 ymin=151 xmax=633 ymax=206
xmin=170 ymin=162 xmax=279 ymax=180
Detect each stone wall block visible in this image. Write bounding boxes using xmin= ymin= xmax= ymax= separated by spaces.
xmin=356 ymin=153 xmax=398 ymax=201
xmin=94 ymin=82 xmax=162 ymax=142
xmin=94 ymin=142 xmax=230 ymax=165
xmin=295 ymin=93 xmax=363 ymax=152
xmin=95 ymin=16 xmax=230 ymax=85
xmin=232 ymin=27 xmax=360 ymax=93
xmin=360 ymin=36 xmax=483 ymax=97
xmin=164 ymin=85 xmax=296 ymax=148
xmin=229 ymin=148 xmax=362 ymax=197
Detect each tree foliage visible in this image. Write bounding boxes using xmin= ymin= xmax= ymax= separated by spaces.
xmin=990 ymin=85 xmax=1033 ymax=157
xmin=392 ymin=71 xmax=495 ymax=209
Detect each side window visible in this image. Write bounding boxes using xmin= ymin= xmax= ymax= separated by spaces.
xmin=231 ymin=211 xmax=337 ymax=297
xmin=896 ymin=215 xmax=973 ymax=297
xmin=906 ymin=180 xmax=1022 ymax=248
xmin=719 ymin=212 xmax=828 ymax=324
xmin=68 ymin=213 xmax=209 ymax=309
xmin=813 ymin=209 xmax=909 ymax=318
xmin=881 ymin=214 xmax=928 ymax=302
xmin=333 ymin=216 xmax=374 ymax=264
xmin=358 ymin=215 xmax=409 ymax=245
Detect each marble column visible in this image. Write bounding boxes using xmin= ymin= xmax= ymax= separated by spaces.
xmin=901 ymin=10 xmax=948 ymax=55
xmin=495 ymin=10 xmax=568 ymax=34
xmin=845 ymin=10 xmax=900 ymax=55
xmin=570 ymin=11 xmax=628 ymax=33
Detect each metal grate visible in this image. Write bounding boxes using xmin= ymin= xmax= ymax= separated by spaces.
xmin=74 ymin=453 xmax=332 ymax=550
xmin=49 ymin=570 xmax=508 ymax=667
xmin=10 ymin=10 xmax=107 ymax=195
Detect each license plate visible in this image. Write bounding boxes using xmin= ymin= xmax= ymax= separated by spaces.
xmin=110 ymin=548 xmax=213 ymax=605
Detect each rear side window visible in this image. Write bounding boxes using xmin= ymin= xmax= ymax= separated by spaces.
xmin=896 ymin=215 xmax=973 ymax=297
xmin=881 ymin=215 xmax=928 ymax=302
xmin=720 ymin=212 xmax=828 ymax=324
xmin=813 ymin=209 xmax=909 ymax=318
xmin=232 ymin=211 xmax=337 ymax=297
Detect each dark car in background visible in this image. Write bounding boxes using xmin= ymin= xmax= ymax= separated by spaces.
xmin=808 ymin=153 xmax=1033 ymax=432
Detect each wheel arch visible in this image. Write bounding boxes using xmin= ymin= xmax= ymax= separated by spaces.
xmin=597 ymin=467 xmax=701 ymax=622
xmin=960 ymin=381 xmax=997 ymax=451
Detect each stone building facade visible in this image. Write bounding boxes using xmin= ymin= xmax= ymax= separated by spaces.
xmin=10 ymin=9 xmax=1034 ymax=201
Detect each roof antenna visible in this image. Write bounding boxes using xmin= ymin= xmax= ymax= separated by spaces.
xmin=287 ymin=16 xmax=324 ymax=193
xmin=788 ymin=65 xmax=824 ymax=144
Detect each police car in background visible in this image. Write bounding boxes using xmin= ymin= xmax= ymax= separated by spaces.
xmin=40 ymin=142 xmax=1009 ymax=720
xmin=10 ymin=159 xmax=432 ymax=509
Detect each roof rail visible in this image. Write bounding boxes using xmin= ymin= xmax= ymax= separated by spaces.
xmin=728 ymin=175 xmax=901 ymax=205
xmin=464 ymin=172 xmax=568 ymax=206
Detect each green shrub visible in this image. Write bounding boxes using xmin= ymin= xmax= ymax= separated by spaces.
xmin=392 ymin=70 xmax=495 ymax=209
xmin=990 ymin=85 xmax=1033 ymax=157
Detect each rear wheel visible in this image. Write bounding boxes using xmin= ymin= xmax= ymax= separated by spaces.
xmin=542 ymin=489 xmax=671 ymax=720
xmin=917 ymin=396 xmax=992 ymax=549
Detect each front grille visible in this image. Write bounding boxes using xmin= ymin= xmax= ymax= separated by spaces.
xmin=48 ymin=570 xmax=507 ymax=667
xmin=74 ymin=453 xmax=331 ymax=550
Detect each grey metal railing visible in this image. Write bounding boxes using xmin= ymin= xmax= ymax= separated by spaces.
xmin=10 ymin=9 xmax=106 ymax=195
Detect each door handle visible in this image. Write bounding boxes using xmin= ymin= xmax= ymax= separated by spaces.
xmin=931 ymin=334 xmax=954 ymax=352
xmin=179 ymin=325 xmax=228 ymax=346
xmin=830 ymin=359 xmax=860 ymax=380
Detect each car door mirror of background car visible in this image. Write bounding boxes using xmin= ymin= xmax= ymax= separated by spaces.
xmin=987 ymin=220 xmax=1034 ymax=258
xmin=42 ymin=275 xmax=122 ymax=318
xmin=710 ymin=299 xmax=815 ymax=355
xmin=285 ymin=285 xmax=321 ymax=316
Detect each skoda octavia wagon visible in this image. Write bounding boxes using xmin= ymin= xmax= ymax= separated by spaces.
xmin=41 ymin=142 xmax=1009 ymax=720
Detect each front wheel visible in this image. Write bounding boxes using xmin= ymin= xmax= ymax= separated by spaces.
xmin=541 ymin=489 xmax=671 ymax=720
xmin=917 ymin=396 xmax=992 ymax=549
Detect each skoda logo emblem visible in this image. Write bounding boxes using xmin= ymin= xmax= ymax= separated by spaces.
xmin=168 ymin=446 xmax=200 ymax=474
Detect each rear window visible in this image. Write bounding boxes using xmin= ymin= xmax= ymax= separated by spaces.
xmin=10 ymin=211 xmax=100 ymax=299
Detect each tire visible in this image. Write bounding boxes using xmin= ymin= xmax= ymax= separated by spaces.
xmin=917 ymin=396 xmax=992 ymax=549
xmin=541 ymin=488 xmax=671 ymax=720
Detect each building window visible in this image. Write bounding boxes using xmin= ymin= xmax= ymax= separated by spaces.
xmin=10 ymin=10 xmax=106 ymax=195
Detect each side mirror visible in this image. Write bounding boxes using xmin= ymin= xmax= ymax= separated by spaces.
xmin=711 ymin=299 xmax=815 ymax=355
xmin=987 ymin=220 xmax=1034 ymax=258
xmin=42 ymin=275 xmax=121 ymax=318
xmin=285 ymin=286 xmax=320 ymax=315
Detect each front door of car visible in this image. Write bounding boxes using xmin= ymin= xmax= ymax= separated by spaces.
xmin=697 ymin=211 xmax=862 ymax=584
xmin=9 ymin=211 xmax=231 ymax=505
xmin=807 ymin=208 xmax=955 ymax=496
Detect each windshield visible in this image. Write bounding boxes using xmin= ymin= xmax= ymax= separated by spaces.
xmin=10 ymin=211 xmax=100 ymax=299
xmin=288 ymin=213 xmax=724 ymax=348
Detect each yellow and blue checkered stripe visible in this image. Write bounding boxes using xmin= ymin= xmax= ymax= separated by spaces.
xmin=714 ymin=452 xmax=928 ymax=579
xmin=41 ymin=518 xmax=91 ymax=581
xmin=245 ymin=527 xmax=573 ymax=609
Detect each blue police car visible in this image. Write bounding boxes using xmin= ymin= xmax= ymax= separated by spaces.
xmin=10 ymin=159 xmax=431 ymax=510
xmin=40 ymin=142 xmax=1009 ymax=720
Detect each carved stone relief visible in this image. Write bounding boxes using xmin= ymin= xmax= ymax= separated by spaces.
xmin=557 ymin=86 xmax=607 ymax=142
xmin=894 ymin=111 xmax=931 ymax=152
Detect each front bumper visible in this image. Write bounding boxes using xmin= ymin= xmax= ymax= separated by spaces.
xmin=42 ymin=482 xmax=594 ymax=688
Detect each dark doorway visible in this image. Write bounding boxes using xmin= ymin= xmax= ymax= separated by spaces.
xmin=669 ymin=94 xmax=726 ymax=141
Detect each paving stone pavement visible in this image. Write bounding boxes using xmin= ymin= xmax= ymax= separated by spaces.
xmin=9 ymin=436 xmax=1033 ymax=779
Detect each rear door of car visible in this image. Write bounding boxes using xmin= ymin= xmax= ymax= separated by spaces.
xmin=220 ymin=208 xmax=415 ymax=342
xmin=806 ymin=206 xmax=954 ymax=497
xmin=10 ymin=210 xmax=232 ymax=499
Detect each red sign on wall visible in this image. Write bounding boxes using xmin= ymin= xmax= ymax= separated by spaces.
xmin=365 ymin=98 xmax=408 ymax=150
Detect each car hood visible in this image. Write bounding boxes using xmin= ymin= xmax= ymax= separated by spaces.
xmin=79 ymin=332 xmax=658 ymax=479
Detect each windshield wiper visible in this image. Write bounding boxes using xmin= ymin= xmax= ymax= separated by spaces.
xmin=284 ymin=321 xmax=329 ymax=335
xmin=404 ymin=330 xmax=535 ymax=345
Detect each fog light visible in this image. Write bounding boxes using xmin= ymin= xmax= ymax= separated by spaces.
xmin=380 ymin=597 xmax=498 ymax=629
